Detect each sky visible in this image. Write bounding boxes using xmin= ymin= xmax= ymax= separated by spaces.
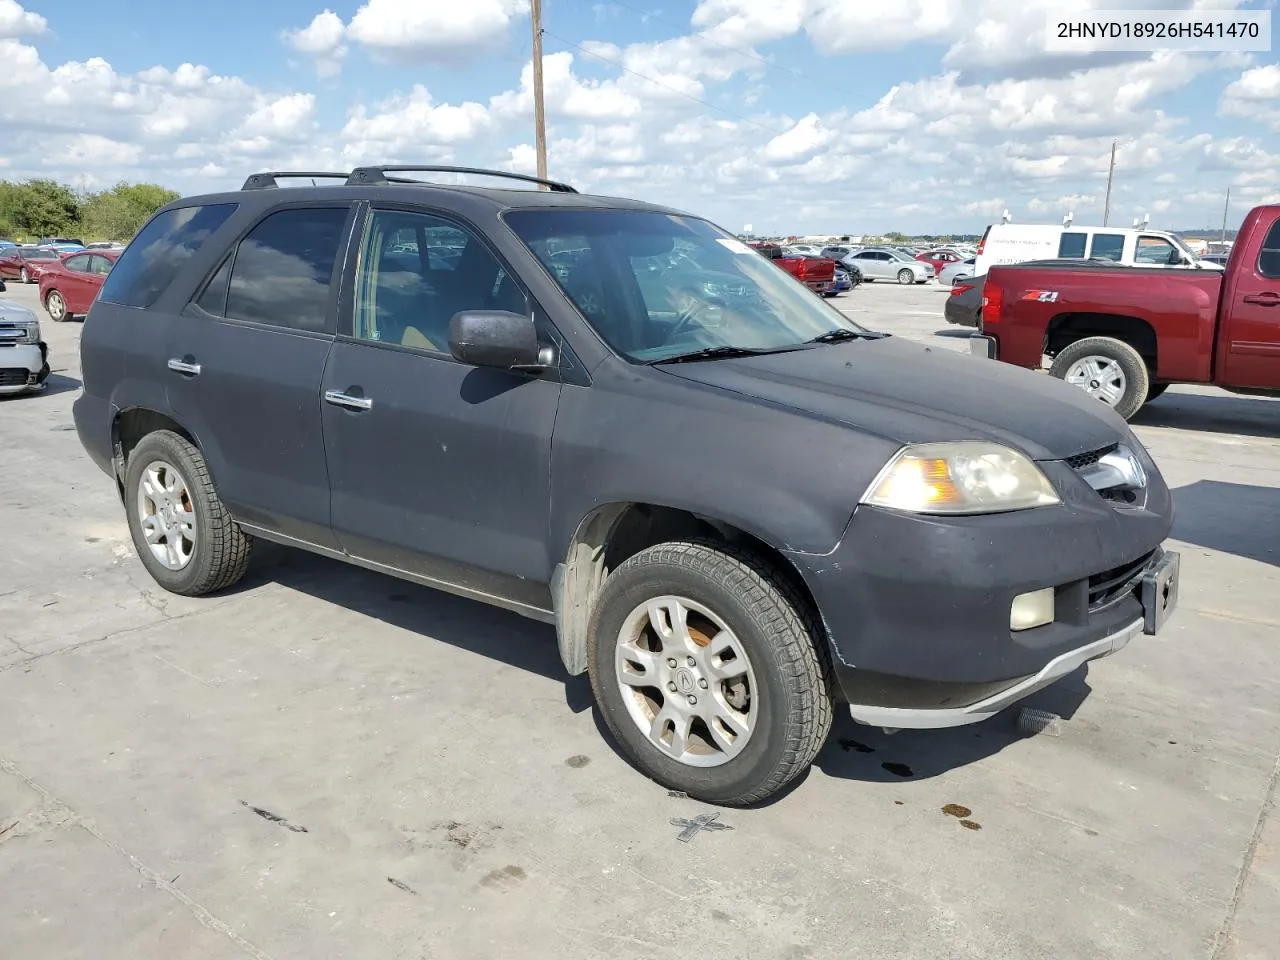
xmin=1 ymin=0 xmax=1277 ymax=235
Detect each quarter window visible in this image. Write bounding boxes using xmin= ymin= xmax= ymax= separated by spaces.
xmin=99 ymin=203 xmax=237 ymax=308
xmin=351 ymin=209 xmax=528 ymax=352
xmin=224 ymin=207 xmax=349 ymax=332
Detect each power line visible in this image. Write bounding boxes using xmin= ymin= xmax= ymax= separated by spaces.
xmin=541 ymin=27 xmax=782 ymax=135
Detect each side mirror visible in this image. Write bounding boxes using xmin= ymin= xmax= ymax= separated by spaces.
xmin=449 ymin=310 xmax=546 ymax=372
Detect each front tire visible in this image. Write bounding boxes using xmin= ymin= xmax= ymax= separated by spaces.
xmin=588 ymin=541 xmax=833 ymax=806
xmin=123 ymin=430 xmax=251 ymax=596
xmin=1049 ymin=336 xmax=1150 ymax=421
xmin=45 ymin=290 xmax=67 ymax=322
xmin=19 ymin=267 xmax=30 ymax=283
xmin=897 ymin=268 xmax=914 ymax=285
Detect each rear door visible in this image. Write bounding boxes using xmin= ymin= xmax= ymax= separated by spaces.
xmin=58 ymin=254 xmax=97 ymax=312
xmin=166 ymin=203 xmax=355 ymax=548
xmin=320 ymin=205 xmax=562 ymax=611
xmin=1218 ymin=211 xmax=1280 ymax=388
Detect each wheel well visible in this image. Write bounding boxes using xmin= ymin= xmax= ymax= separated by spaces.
xmin=111 ymin=408 xmax=195 ymax=495
xmin=551 ymin=503 xmax=822 ymax=675
xmin=1044 ymin=313 xmax=1157 ymax=368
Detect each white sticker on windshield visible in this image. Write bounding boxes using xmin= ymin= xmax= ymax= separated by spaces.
xmin=716 ymin=238 xmax=756 ymax=254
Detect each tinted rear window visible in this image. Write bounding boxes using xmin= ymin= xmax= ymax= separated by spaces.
xmin=1058 ymin=232 xmax=1087 ymax=258
xmin=99 ymin=203 xmax=237 ymax=308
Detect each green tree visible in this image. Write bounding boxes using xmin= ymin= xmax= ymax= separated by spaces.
xmin=81 ymin=182 xmax=179 ymax=241
xmin=884 ymin=231 xmax=909 ymax=243
xmin=0 ymin=179 xmax=81 ymax=239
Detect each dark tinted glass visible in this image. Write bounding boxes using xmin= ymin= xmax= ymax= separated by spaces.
xmin=1258 ymin=217 xmax=1280 ymax=279
xmin=99 ymin=203 xmax=237 ymax=308
xmin=1089 ymin=233 xmax=1125 ymax=261
xmin=1058 ymin=233 xmax=1087 ymax=258
xmin=195 ymin=256 xmax=232 ymax=316
xmin=225 ymin=207 xmax=348 ymax=332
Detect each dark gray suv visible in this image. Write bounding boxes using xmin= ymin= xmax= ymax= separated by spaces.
xmin=73 ymin=166 xmax=1180 ymax=805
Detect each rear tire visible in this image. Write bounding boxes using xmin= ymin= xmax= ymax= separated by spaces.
xmin=588 ymin=541 xmax=833 ymax=806
xmin=897 ymin=269 xmax=914 ymax=285
xmin=1049 ymin=336 xmax=1150 ymax=421
xmin=123 ymin=430 xmax=251 ymax=596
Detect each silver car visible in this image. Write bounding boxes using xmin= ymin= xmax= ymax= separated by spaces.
xmin=938 ymin=256 xmax=977 ymax=285
xmin=845 ymin=247 xmax=933 ymax=284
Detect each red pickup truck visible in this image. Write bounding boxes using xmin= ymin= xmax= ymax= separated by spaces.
xmin=749 ymin=242 xmax=836 ymax=294
xmin=972 ymin=204 xmax=1280 ymax=419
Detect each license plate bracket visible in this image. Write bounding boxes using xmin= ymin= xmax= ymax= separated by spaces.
xmin=1141 ymin=550 xmax=1179 ymax=635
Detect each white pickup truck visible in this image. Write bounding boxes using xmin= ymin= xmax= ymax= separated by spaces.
xmin=0 ymin=279 xmax=50 ymax=395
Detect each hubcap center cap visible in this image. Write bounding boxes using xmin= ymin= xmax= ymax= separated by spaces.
xmin=674 ymin=668 xmax=697 ymax=694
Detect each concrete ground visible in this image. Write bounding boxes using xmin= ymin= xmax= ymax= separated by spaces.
xmin=1 ymin=277 xmax=1277 ymax=960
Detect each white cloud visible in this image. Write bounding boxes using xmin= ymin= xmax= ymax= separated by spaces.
xmin=282 ymin=10 xmax=348 ymax=78
xmin=490 ymin=52 xmax=643 ymax=121
xmin=763 ymin=114 xmax=835 ymax=164
xmin=347 ymin=0 xmax=528 ymax=64
xmin=1220 ymin=64 xmax=1280 ymax=130
xmin=342 ymin=86 xmax=492 ymax=158
xmin=0 ymin=0 xmax=44 ymax=38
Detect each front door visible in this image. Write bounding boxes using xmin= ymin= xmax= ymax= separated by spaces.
xmin=166 ymin=203 xmax=355 ymax=548
xmin=320 ymin=206 xmax=561 ymax=612
xmin=1219 ymin=211 xmax=1280 ymax=389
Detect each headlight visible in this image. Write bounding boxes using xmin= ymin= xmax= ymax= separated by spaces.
xmin=861 ymin=441 xmax=1061 ymax=515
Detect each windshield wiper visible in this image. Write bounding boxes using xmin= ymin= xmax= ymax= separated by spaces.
xmin=648 ymin=345 xmax=794 ymax=365
xmin=806 ymin=328 xmax=884 ymax=343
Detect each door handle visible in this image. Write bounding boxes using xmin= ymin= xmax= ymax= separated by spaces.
xmin=324 ymin=389 xmax=373 ymax=411
xmin=167 ymin=358 xmax=201 ymax=375
xmin=1242 ymin=293 xmax=1279 ymax=306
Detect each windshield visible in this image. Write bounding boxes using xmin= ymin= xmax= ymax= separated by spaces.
xmin=505 ymin=209 xmax=870 ymax=363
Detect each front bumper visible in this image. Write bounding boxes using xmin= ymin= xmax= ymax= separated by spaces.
xmin=786 ymin=458 xmax=1176 ymax=727
xmin=0 ymin=341 xmax=48 ymax=393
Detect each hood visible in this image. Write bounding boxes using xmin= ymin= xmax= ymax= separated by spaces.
xmin=0 ymin=300 xmax=38 ymax=322
xmin=658 ymin=335 xmax=1127 ymax=461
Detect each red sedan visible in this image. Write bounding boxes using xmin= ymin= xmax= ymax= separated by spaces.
xmin=39 ymin=249 xmax=120 ymax=322
xmin=0 ymin=245 xmax=60 ymax=283
xmin=915 ymin=249 xmax=964 ymax=275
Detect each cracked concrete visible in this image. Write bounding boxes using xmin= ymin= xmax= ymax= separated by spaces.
xmin=1 ymin=281 xmax=1278 ymax=959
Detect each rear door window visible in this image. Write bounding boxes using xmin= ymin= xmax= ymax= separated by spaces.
xmin=99 ymin=203 xmax=238 ymax=308
xmin=1089 ymin=233 xmax=1125 ymax=261
xmin=1257 ymin=218 xmax=1280 ymax=279
xmin=224 ymin=207 xmax=350 ymax=333
xmin=64 ymin=254 xmax=92 ymax=273
xmin=1058 ymin=232 xmax=1087 ymax=258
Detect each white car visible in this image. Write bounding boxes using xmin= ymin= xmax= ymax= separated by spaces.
xmin=938 ymin=257 xmax=977 ymax=285
xmin=0 ymin=283 xmax=49 ymax=395
xmin=844 ymin=247 xmax=934 ymax=284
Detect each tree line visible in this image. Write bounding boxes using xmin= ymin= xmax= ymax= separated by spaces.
xmin=0 ymin=179 xmax=179 ymax=243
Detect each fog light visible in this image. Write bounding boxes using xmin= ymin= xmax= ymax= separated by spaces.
xmin=1010 ymin=588 xmax=1055 ymax=631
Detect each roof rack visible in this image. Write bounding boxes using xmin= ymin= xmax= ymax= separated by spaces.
xmin=345 ymin=165 xmax=577 ymax=193
xmin=241 ymin=171 xmax=352 ymax=190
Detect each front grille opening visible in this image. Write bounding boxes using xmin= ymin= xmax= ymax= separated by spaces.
xmin=1067 ymin=444 xmax=1118 ymax=470
xmin=1088 ymin=551 xmax=1154 ymax=610
xmin=1100 ymin=488 xmax=1139 ymax=505
xmin=0 ymin=369 xmax=31 ymax=387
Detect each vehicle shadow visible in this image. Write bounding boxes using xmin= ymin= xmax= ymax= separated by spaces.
xmin=239 ymin=544 xmax=595 ymax=713
xmin=801 ymin=666 xmax=1094 ymax=796
xmin=1133 ymin=390 xmax=1279 ymax=438
xmin=1171 ymin=480 xmax=1280 ymax=567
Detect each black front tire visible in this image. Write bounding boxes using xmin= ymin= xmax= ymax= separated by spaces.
xmin=587 ymin=541 xmax=833 ymax=806
xmin=124 ymin=430 xmax=252 ymax=596
xmin=1048 ymin=336 xmax=1151 ymax=421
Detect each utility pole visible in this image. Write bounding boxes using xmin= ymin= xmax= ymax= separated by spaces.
xmin=530 ymin=0 xmax=548 ymax=188
xmin=1102 ymin=139 xmax=1117 ymax=227
xmin=1220 ymin=186 xmax=1231 ymax=246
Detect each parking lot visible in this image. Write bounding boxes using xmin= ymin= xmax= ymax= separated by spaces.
xmin=2 ymin=278 xmax=1278 ymax=959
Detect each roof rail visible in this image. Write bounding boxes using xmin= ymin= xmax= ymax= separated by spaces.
xmin=241 ymin=171 xmax=352 ymax=190
xmin=345 ymin=165 xmax=577 ymax=193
